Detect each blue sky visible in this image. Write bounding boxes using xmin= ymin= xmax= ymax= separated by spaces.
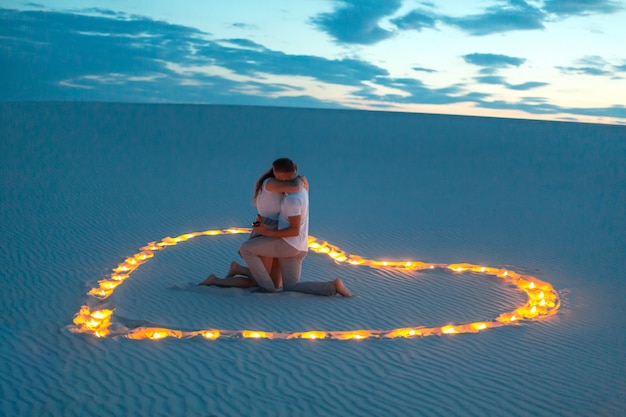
xmin=2 ymin=1 xmax=625 ymax=124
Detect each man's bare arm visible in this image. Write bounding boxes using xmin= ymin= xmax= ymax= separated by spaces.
xmin=254 ymin=215 xmax=300 ymax=238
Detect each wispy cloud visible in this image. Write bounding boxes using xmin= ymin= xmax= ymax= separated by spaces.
xmin=556 ymin=55 xmax=625 ymax=77
xmin=507 ymin=81 xmax=549 ymax=90
xmin=412 ymin=66 xmax=438 ymax=73
xmin=0 ymin=8 xmax=386 ymax=104
xmin=543 ymin=0 xmax=624 ymax=16
xmin=463 ymin=53 xmax=526 ymax=68
xmin=313 ymin=0 xmax=625 ymax=45
xmin=308 ymin=0 xmax=626 ymax=51
xmin=310 ymin=0 xmax=402 ymax=45
xmin=0 ymin=7 xmax=622 ymax=122
xmin=475 ymin=75 xmax=548 ymax=90
xmin=231 ymin=22 xmax=258 ymax=30
xmin=466 ymin=53 xmax=548 ymax=91
xmin=557 ymin=66 xmax=613 ymax=76
xmin=390 ymin=9 xmax=437 ymax=31
xmin=443 ymin=0 xmax=545 ymax=36
xmin=475 ymin=75 xmax=508 ymax=85
xmin=372 ymin=77 xmax=468 ymax=105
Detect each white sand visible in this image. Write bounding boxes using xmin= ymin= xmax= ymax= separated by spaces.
xmin=1 ymin=102 xmax=624 ymax=416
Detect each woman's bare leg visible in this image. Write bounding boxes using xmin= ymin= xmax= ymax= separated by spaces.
xmin=200 ymin=258 xmax=275 ymax=288
xmin=226 ymin=261 xmax=250 ymax=277
xmin=270 ymin=258 xmax=282 ymax=289
xmin=260 ymin=256 xmax=273 ymax=274
xmin=226 ymin=260 xmax=274 ymax=282
xmin=198 ymin=274 xmax=256 ymax=288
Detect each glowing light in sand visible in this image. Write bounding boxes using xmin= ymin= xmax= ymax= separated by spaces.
xmin=69 ymin=228 xmax=560 ymax=340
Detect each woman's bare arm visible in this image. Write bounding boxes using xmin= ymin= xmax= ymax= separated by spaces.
xmin=265 ymin=175 xmax=308 ymax=193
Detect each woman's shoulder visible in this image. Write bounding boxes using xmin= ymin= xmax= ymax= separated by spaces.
xmin=260 ymin=178 xmax=276 ymax=195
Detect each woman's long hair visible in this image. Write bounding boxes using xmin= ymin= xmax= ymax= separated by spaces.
xmin=253 ymin=158 xmax=297 ymax=203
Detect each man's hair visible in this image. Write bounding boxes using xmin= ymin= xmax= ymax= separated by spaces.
xmin=253 ymin=158 xmax=298 ymax=202
xmin=272 ymin=157 xmax=297 ymax=173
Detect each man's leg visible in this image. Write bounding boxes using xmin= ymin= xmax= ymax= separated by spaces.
xmin=281 ymin=252 xmax=340 ymax=296
xmin=279 ymin=250 xmax=306 ymax=290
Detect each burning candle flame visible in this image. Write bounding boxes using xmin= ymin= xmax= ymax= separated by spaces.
xmin=202 ymin=330 xmax=220 ymax=339
xmin=442 ymin=326 xmax=456 ymax=334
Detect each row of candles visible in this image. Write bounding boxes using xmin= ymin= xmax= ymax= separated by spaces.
xmin=70 ymin=228 xmax=560 ymax=340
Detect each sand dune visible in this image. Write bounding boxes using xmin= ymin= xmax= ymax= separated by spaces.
xmin=1 ymin=102 xmax=624 ymax=416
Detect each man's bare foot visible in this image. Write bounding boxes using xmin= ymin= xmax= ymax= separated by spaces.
xmin=198 ymin=274 xmax=219 ymax=286
xmin=226 ymin=261 xmax=248 ymax=277
xmin=334 ymin=278 xmax=352 ymax=297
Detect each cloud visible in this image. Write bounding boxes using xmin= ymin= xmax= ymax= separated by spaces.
xmin=412 ymin=66 xmax=437 ymax=73
xmin=312 ymin=0 xmax=622 ymax=44
xmin=569 ymin=104 xmax=626 ymax=118
xmin=507 ymin=81 xmax=549 ymax=90
xmin=365 ymin=78 xmax=505 ymax=108
xmin=556 ymin=55 xmax=624 ymax=77
xmin=310 ymin=0 xmax=402 ymax=44
xmin=475 ymin=75 xmax=508 ymax=85
xmin=0 ymin=7 xmax=621 ymax=122
xmin=371 ymin=77 xmax=469 ymax=105
xmin=197 ymin=39 xmax=389 ymax=85
xmin=231 ymin=23 xmax=258 ymax=30
xmin=463 ymin=53 xmax=526 ymax=68
xmin=0 ymin=8 xmax=201 ymax=100
xmin=556 ymin=66 xmax=612 ymax=76
xmin=576 ymin=55 xmax=610 ymax=66
xmin=444 ymin=0 xmax=545 ymax=36
xmin=0 ymin=8 xmax=387 ymax=104
xmin=390 ymin=9 xmax=437 ymax=31
xmin=478 ymin=99 xmax=626 ymax=119
xmin=475 ymin=75 xmax=548 ymax=90
xmin=477 ymin=68 xmax=499 ymax=75
xmin=543 ymin=0 xmax=623 ymax=16
xmin=478 ymin=99 xmax=562 ymax=114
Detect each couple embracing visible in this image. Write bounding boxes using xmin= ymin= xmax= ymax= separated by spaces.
xmin=199 ymin=158 xmax=351 ymax=297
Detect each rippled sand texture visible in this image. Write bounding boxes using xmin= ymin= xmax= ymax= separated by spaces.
xmin=1 ymin=103 xmax=624 ymax=417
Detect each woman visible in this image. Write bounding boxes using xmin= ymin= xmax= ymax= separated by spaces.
xmin=199 ymin=158 xmax=306 ymax=288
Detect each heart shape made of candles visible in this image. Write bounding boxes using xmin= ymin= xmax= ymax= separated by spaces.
xmin=70 ymin=228 xmax=560 ymax=340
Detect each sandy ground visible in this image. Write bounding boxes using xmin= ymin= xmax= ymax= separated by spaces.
xmin=1 ymin=102 xmax=624 ymax=416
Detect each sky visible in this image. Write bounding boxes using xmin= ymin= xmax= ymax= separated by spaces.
xmin=1 ymin=0 xmax=626 ymax=125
